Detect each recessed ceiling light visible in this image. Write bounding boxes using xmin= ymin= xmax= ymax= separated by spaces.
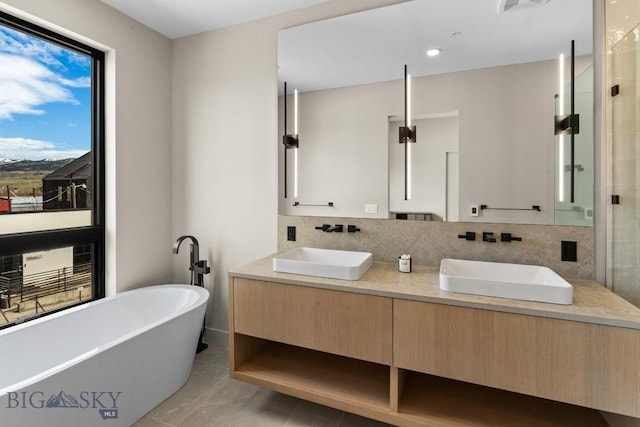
xmin=426 ymin=48 xmax=441 ymax=57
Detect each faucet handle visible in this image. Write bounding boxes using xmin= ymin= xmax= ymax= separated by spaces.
xmin=483 ymin=232 xmax=496 ymax=243
xmin=347 ymin=225 xmax=360 ymax=233
xmin=194 ymin=260 xmax=211 ymax=274
xmin=458 ymin=232 xmax=476 ymax=241
xmin=501 ymin=233 xmax=522 ymax=242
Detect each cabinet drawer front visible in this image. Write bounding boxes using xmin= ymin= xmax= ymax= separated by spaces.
xmin=393 ymin=299 xmax=640 ymax=417
xmin=233 ymin=279 xmax=392 ymax=365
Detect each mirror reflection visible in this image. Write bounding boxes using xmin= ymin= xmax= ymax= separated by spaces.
xmin=278 ymin=0 xmax=593 ymax=225
xmin=389 ymin=114 xmax=459 ymax=222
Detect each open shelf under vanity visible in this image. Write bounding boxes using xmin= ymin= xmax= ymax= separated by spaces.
xmin=233 ymin=337 xmax=391 ymax=420
xmin=231 ymin=335 xmax=607 ymax=427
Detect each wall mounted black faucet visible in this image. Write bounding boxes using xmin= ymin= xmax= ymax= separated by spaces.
xmin=483 ymin=232 xmax=496 ymax=243
xmin=315 ymin=224 xmax=343 ymax=233
xmin=458 ymin=232 xmax=476 ymax=241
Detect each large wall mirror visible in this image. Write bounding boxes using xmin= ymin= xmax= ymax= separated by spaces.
xmin=278 ymin=0 xmax=594 ymax=225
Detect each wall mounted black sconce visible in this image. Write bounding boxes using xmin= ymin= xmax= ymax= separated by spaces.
xmin=283 ymin=81 xmax=299 ymax=199
xmin=399 ymin=64 xmax=416 ymax=201
xmin=554 ymin=40 xmax=580 ymax=204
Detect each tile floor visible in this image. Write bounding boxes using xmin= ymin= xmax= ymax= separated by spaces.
xmin=134 ymin=344 xmax=392 ymax=426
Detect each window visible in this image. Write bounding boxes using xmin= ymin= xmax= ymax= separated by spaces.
xmin=0 ymin=11 xmax=104 ymax=328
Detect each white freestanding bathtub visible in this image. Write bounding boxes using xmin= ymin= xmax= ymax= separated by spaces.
xmin=0 ymin=284 xmax=209 ymax=427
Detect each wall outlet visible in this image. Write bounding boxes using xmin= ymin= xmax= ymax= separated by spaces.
xmin=287 ymin=226 xmax=296 ymax=241
xmin=584 ymin=208 xmax=594 ymax=220
xmin=365 ymin=204 xmax=378 ymax=214
xmin=470 ymin=205 xmax=479 ymax=217
xmin=561 ymin=241 xmax=577 ymax=262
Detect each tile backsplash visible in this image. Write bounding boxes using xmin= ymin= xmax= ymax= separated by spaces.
xmin=278 ymin=216 xmax=594 ymax=280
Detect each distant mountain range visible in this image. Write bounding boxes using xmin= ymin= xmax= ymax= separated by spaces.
xmin=0 ymin=158 xmax=74 ymax=172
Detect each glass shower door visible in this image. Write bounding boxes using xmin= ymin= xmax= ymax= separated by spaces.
xmin=611 ymin=25 xmax=640 ymax=306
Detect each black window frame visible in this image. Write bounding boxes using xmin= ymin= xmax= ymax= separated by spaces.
xmin=0 ymin=11 xmax=105 ymax=329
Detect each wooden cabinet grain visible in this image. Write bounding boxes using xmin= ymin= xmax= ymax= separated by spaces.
xmin=393 ymin=299 xmax=640 ymax=418
xmin=232 ymin=278 xmax=392 ymax=364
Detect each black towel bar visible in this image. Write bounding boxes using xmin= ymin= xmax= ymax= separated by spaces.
xmin=480 ymin=205 xmax=541 ymax=212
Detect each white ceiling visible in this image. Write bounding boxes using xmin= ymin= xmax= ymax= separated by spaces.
xmin=100 ymin=0 xmax=330 ymax=39
xmin=278 ymin=0 xmax=593 ymax=93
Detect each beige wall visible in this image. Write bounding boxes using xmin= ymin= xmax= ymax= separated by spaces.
xmin=0 ymin=0 xmax=173 ymax=295
xmin=171 ymin=0 xmax=408 ymax=341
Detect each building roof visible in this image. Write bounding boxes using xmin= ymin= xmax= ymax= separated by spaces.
xmin=42 ymin=153 xmax=91 ymax=181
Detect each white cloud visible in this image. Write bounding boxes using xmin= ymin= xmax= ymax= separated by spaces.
xmin=0 ymin=28 xmax=90 ymax=121
xmin=59 ymin=76 xmax=91 ymax=88
xmin=0 ymin=53 xmax=89 ymax=120
xmin=0 ymin=137 xmax=88 ymax=160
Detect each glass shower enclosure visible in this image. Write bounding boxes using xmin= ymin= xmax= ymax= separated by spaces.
xmin=610 ymin=24 xmax=640 ymax=306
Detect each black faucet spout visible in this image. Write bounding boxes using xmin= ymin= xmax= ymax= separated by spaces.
xmin=173 ymin=235 xmax=207 ymax=285
xmin=173 ymin=235 xmax=199 ymax=264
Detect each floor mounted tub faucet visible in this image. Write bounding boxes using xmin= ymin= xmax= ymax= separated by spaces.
xmin=173 ymin=235 xmax=211 ymax=353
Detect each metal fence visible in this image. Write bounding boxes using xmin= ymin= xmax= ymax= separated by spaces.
xmin=0 ymin=262 xmax=92 ymax=322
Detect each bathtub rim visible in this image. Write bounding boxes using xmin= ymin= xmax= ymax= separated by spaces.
xmin=0 ymin=284 xmax=209 ymax=395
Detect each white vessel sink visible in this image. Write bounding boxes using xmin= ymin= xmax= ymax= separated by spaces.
xmin=439 ymin=258 xmax=573 ymax=305
xmin=273 ymin=247 xmax=373 ymax=281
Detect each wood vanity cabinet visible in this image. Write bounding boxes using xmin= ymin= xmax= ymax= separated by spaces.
xmin=232 ymin=278 xmax=392 ymax=364
xmin=393 ymin=299 xmax=640 ymax=418
xmin=229 ymin=275 xmax=621 ymax=426
xmin=229 ymin=278 xmax=396 ymax=424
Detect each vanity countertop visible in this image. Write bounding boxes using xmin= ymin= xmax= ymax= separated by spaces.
xmin=229 ymin=255 xmax=640 ymax=330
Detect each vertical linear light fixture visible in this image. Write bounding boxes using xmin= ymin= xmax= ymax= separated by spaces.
xmin=294 ymin=88 xmax=298 ymax=198
xmin=399 ymin=64 xmax=416 ymax=200
xmin=283 ymin=82 xmax=299 ymax=199
xmin=569 ymin=40 xmax=576 ymax=203
xmin=557 ymin=53 xmax=565 ymax=203
xmin=554 ymin=40 xmax=579 ymax=203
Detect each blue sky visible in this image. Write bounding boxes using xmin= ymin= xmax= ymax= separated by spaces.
xmin=0 ymin=24 xmax=91 ymax=161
